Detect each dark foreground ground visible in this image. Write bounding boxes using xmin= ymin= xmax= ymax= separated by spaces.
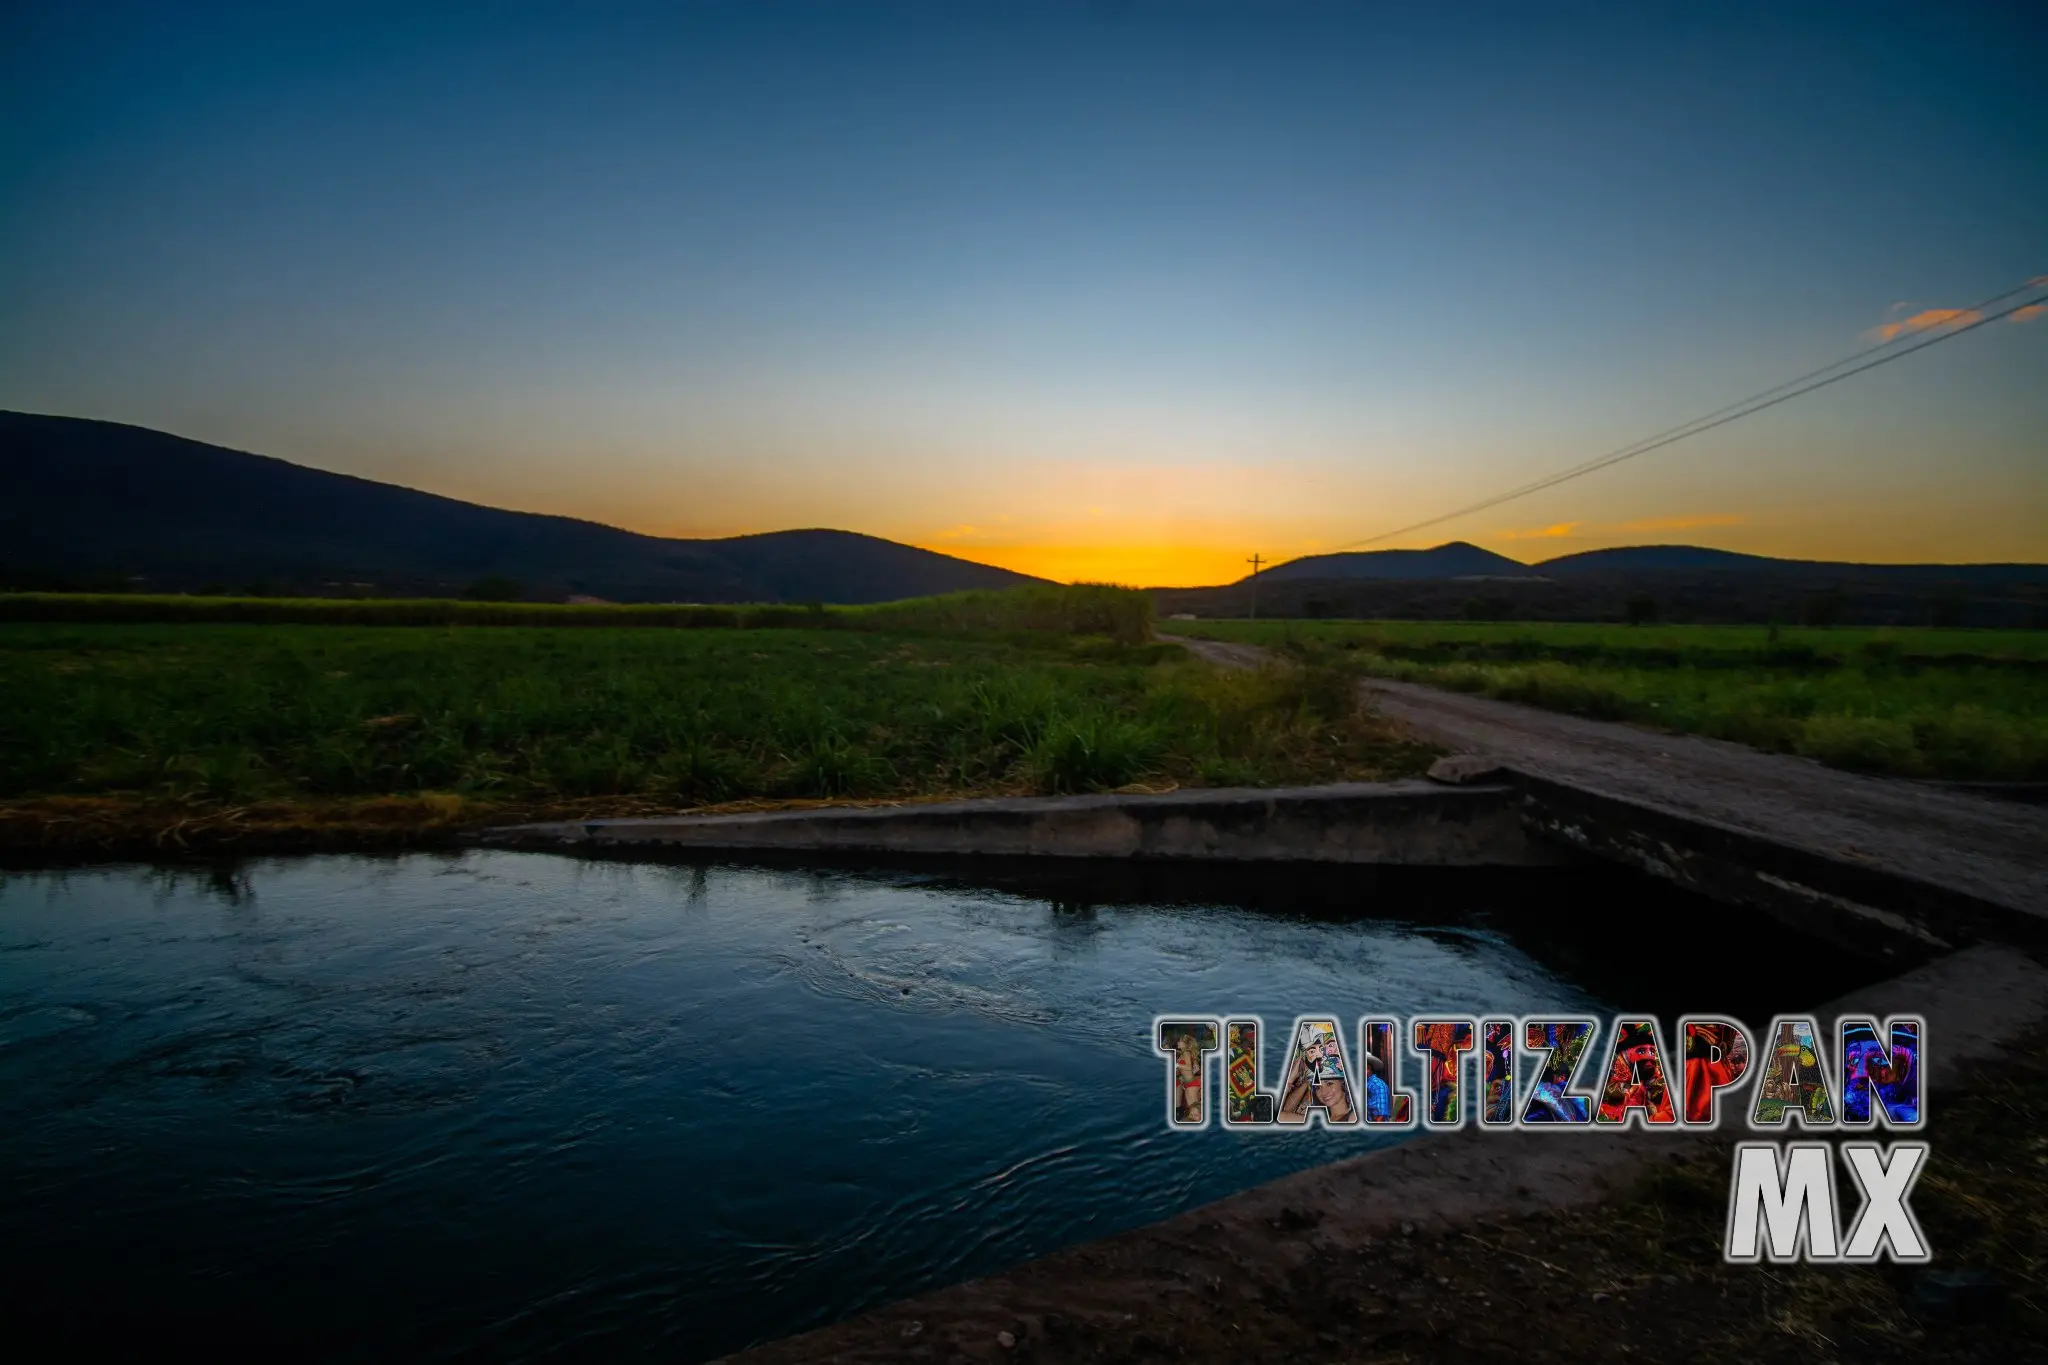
xmin=728 ymin=960 xmax=2048 ymax=1365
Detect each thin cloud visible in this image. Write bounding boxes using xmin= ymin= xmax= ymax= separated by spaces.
xmin=2011 ymin=303 xmax=2047 ymax=324
xmin=1494 ymin=513 xmax=1744 ymax=543
xmin=1864 ymin=307 xmax=1983 ymax=343
xmin=1498 ymin=521 xmax=1581 ymax=540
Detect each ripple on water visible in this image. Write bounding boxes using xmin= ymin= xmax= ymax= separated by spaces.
xmin=0 ymin=851 xmax=1609 ymax=1362
xmin=0 ymin=1003 xmax=97 ymax=1047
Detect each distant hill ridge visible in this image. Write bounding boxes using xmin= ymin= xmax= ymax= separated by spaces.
xmin=6 ymin=412 xmax=2039 ymax=606
xmin=1249 ymin=540 xmax=2045 ymax=585
xmin=0 ymin=412 xmax=1047 ymax=604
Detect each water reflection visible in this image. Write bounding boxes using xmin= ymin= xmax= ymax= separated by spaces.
xmin=0 ymin=851 xmax=1853 ymax=1362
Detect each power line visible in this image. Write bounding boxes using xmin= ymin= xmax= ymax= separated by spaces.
xmin=1330 ymin=277 xmax=2048 ymax=552
xmin=1350 ymin=277 xmax=2045 ymax=547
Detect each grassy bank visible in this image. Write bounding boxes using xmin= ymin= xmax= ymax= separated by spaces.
xmin=0 ymin=613 xmax=1433 ymax=851
xmin=1162 ymin=619 xmax=2048 ymax=781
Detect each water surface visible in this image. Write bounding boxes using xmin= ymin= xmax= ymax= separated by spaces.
xmin=0 ymin=852 xmax=1609 ymax=1361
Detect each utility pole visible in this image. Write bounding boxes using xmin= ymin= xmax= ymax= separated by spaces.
xmin=1245 ymin=553 xmax=1264 ymax=621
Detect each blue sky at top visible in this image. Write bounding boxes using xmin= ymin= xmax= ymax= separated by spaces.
xmin=3 ymin=1 xmax=2042 ymax=581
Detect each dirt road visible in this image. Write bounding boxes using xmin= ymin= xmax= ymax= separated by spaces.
xmin=1172 ymin=635 xmax=2048 ymax=922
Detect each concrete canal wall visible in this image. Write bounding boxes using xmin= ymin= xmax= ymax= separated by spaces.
xmin=487 ymin=780 xmax=1563 ymax=867
xmin=489 ymin=766 xmax=2044 ymax=957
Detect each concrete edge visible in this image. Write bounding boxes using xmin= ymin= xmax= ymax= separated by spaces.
xmin=489 ymin=780 xmax=1481 ymax=832
xmin=480 ymin=781 xmax=1566 ymax=867
xmin=481 ymin=770 xmax=2041 ymax=951
xmin=1505 ymin=771 xmax=2042 ymax=945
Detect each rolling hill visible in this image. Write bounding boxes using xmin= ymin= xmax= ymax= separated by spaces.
xmin=1162 ymin=541 xmax=2048 ymax=628
xmin=1245 ymin=541 xmax=2047 ymax=586
xmin=1254 ymin=542 xmax=1531 ymax=582
xmin=1533 ymin=545 xmax=1777 ymax=574
xmin=0 ymin=412 xmax=1047 ymax=603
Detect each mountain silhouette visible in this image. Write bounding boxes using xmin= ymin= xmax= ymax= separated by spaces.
xmin=1252 ymin=542 xmax=1529 ymax=582
xmin=0 ymin=412 xmax=1047 ymax=603
xmin=1534 ymin=545 xmax=1801 ymax=574
xmin=1245 ymin=540 xmax=2044 ymax=586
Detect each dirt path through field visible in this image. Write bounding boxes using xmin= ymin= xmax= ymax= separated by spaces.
xmin=1170 ymin=634 xmax=2048 ymax=921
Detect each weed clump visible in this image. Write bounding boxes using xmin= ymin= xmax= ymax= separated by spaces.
xmin=1026 ymin=715 xmax=1162 ymax=793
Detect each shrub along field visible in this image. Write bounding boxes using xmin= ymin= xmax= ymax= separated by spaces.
xmin=0 ymin=597 xmax=1432 ymax=840
xmin=1161 ymin=618 xmax=2048 ymax=781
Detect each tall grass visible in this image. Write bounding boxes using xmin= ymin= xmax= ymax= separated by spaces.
xmin=0 ymin=621 xmax=1428 ymax=808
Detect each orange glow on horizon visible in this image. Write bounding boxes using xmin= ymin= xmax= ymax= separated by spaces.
xmin=916 ymin=515 xmax=2048 ymax=587
xmin=913 ymin=541 xmax=1262 ymax=588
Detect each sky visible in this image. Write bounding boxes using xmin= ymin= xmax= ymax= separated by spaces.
xmin=2 ymin=0 xmax=2044 ymax=585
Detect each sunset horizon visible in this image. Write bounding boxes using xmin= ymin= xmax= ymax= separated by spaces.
xmin=19 ymin=394 xmax=2046 ymax=591
xmin=5 ymin=2 xmax=2044 ymax=587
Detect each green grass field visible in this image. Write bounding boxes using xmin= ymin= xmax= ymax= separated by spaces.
xmin=1162 ymin=618 xmax=2048 ymax=780
xmin=0 ymin=618 xmax=1430 ymax=813
xmin=11 ymin=579 xmax=2036 ymax=842
xmin=0 ymin=581 xmax=1156 ymax=643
